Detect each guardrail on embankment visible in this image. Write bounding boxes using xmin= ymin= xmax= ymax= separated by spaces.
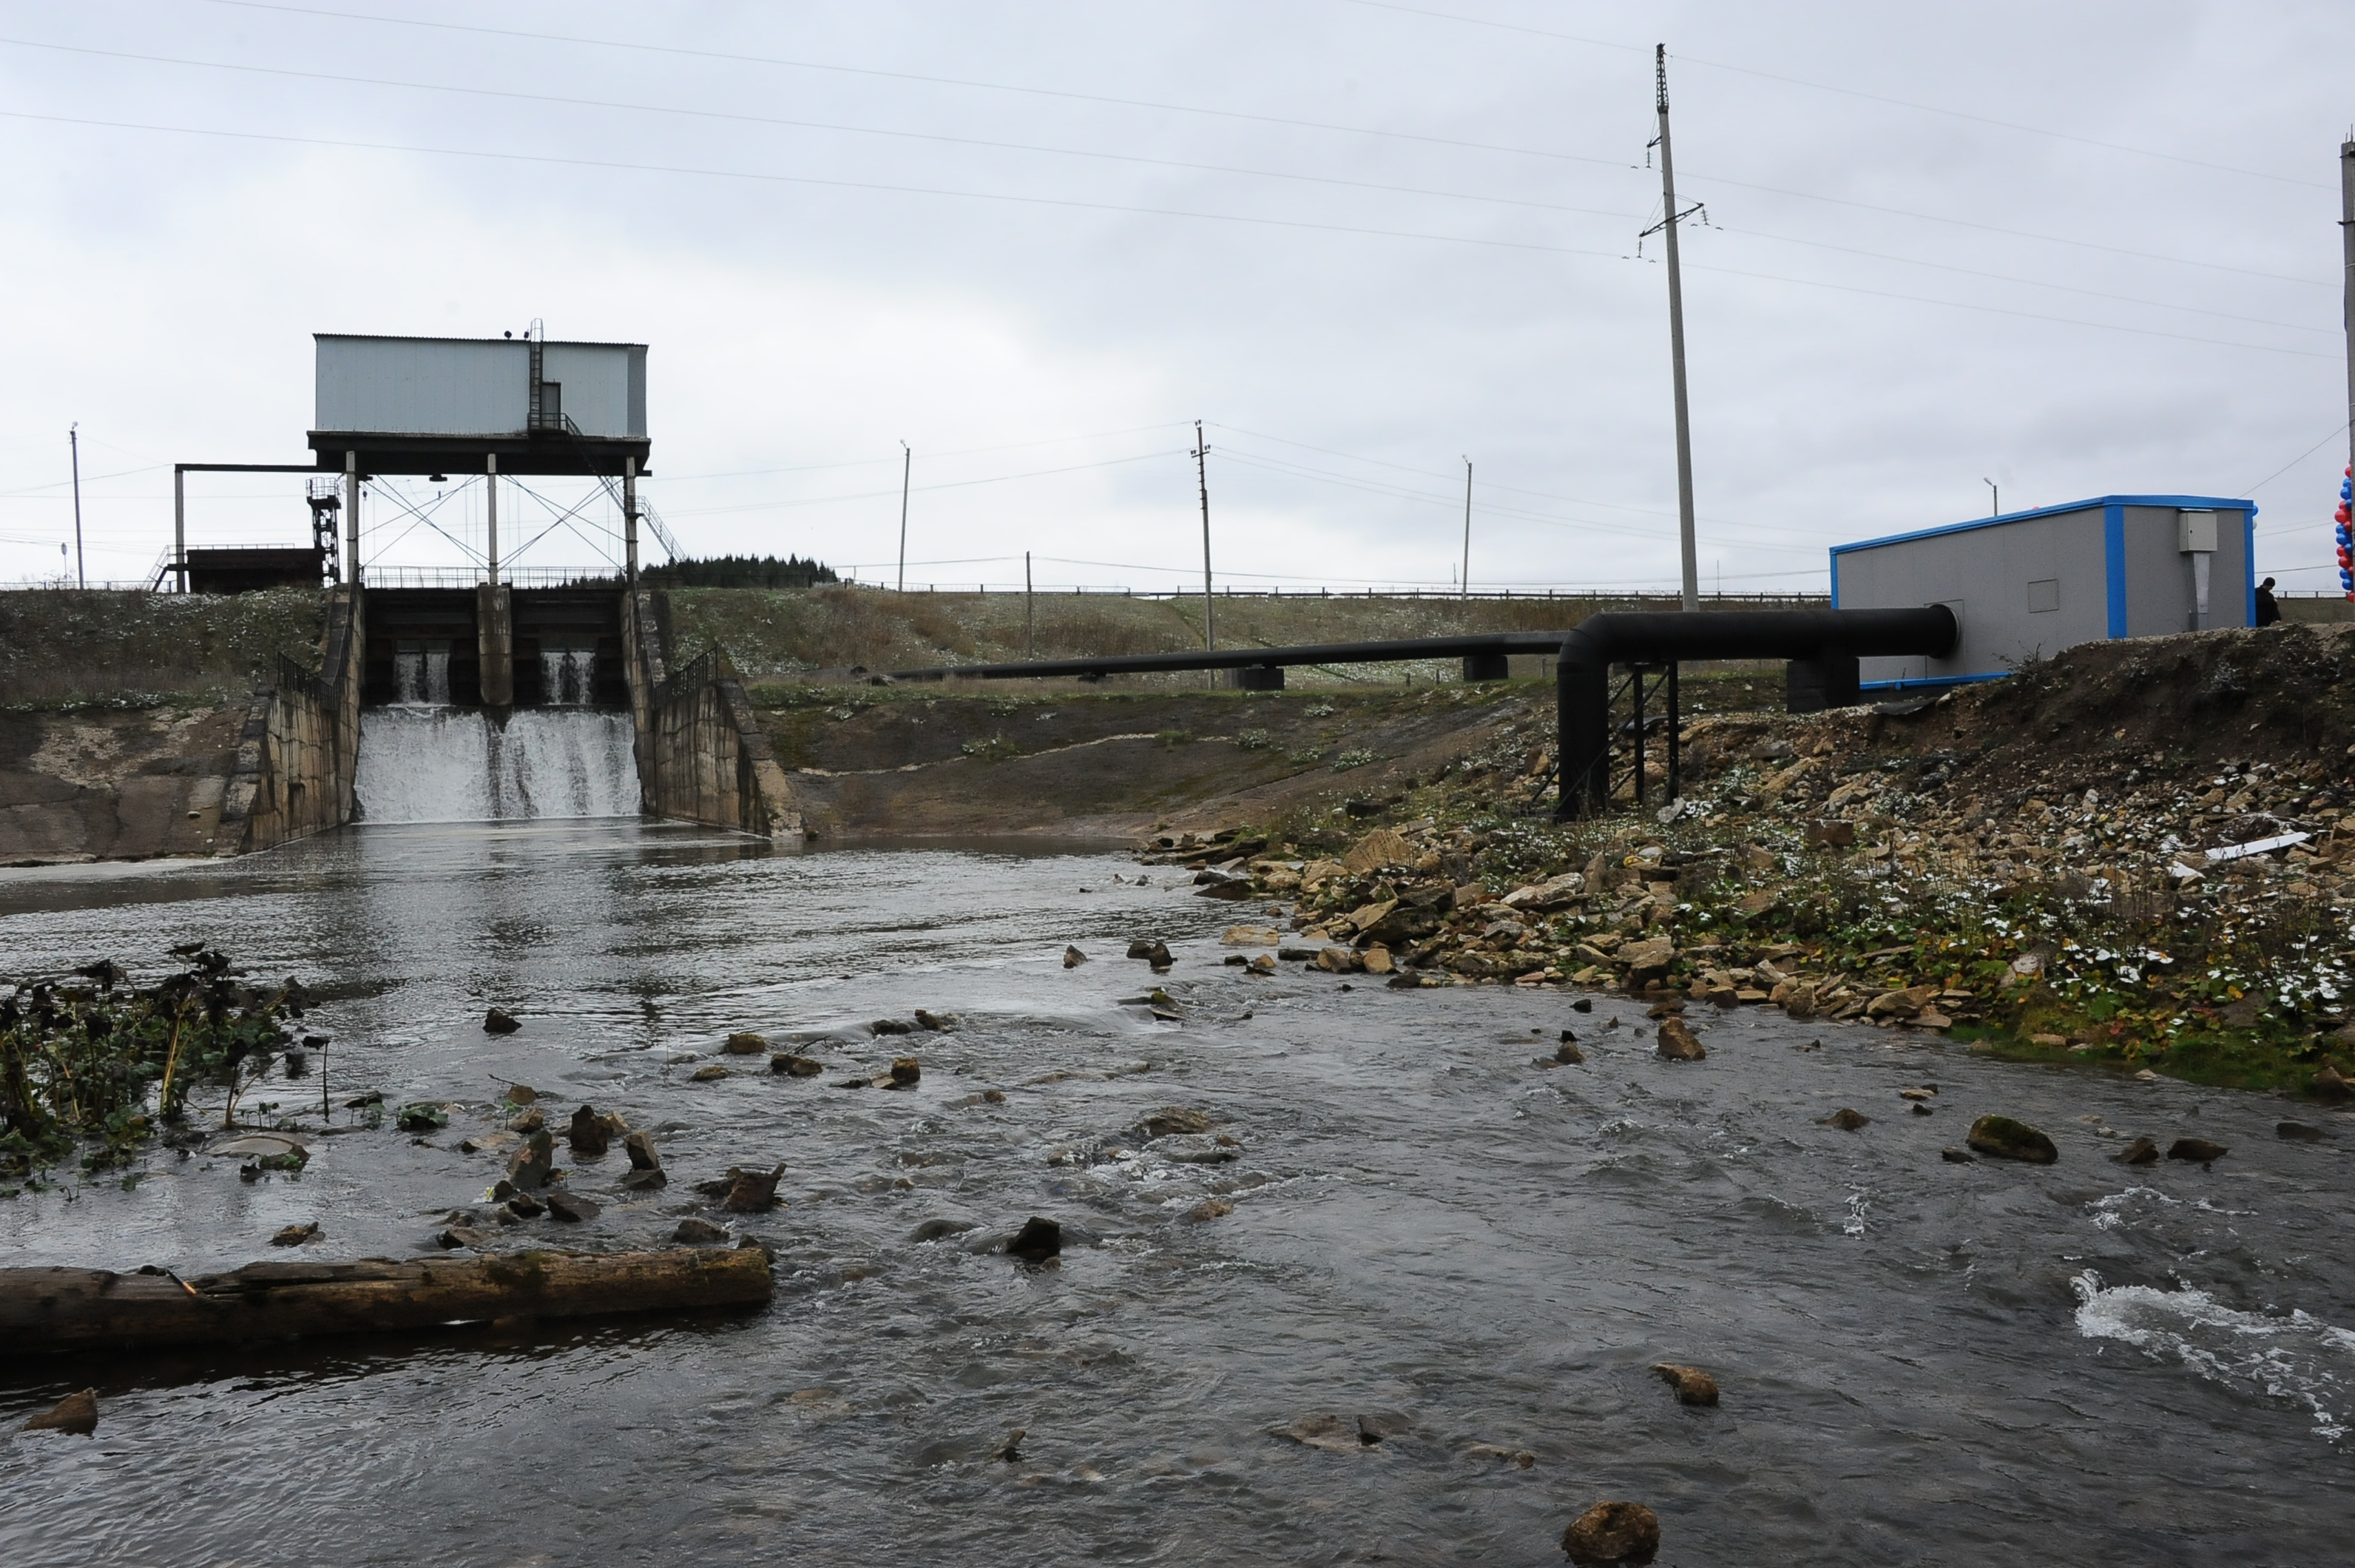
xmin=624 ymin=587 xmax=803 ymax=838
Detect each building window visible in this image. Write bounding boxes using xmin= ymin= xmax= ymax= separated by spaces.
xmin=2027 ymin=578 xmax=2059 ymax=613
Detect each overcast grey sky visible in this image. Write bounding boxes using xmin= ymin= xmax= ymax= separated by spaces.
xmin=2 ymin=1 xmax=2351 ymax=595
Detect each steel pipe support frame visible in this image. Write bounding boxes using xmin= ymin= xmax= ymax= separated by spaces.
xmin=1552 ymin=607 xmax=1956 ymax=820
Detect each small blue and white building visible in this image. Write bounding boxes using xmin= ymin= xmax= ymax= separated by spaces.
xmin=1830 ymin=495 xmax=2257 ymax=692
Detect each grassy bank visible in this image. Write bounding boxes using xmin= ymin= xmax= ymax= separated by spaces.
xmin=666 ymin=586 xmax=1820 ymax=686
xmin=0 ymin=589 xmax=324 ymax=706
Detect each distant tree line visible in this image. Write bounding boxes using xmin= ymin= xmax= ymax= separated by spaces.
xmin=639 ymin=555 xmax=839 ymax=589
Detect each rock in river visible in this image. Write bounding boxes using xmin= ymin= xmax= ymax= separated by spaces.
xmin=723 ymin=1032 xmax=767 ymax=1055
xmin=1655 ymin=1018 xmax=1705 ymax=1061
xmin=1064 ymin=945 xmax=1088 ymax=967
xmin=544 ymin=1189 xmax=601 ymax=1223
xmin=506 ymin=1130 xmax=554 ymax=1191
xmin=1561 ymin=1500 xmax=1660 ymax=1566
xmin=2278 ymin=1121 xmax=2331 ymax=1142
xmin=1134 ymin=1106 xmax=1216 ymax=1139
xmin=1967 ymin=1115 xmax=2058 ymax=1163
xmin=673 ymin=1217 xmax=730 ymax=1244
xmin=1820 ymin=1109 xmax=1870 ymax=1131
xmin=2168 ymin=1137 xmax=2229 ymax=1167
xmin=1007 ymin=1215 xmax=1063 ymax=1262
xmin=2112 ymin=1136 xmax=2159 ymax=1166
xmin=20 ymin=1389 xmax=97 ymax=1436
xmin=771 ymin=1052 xmax=824 ymax=1078
xmin=1276 ymin=1412 xmax=1408 ymax=1452
xmin=482 ymin=1007 xmax=521 ymax=1035
xmin=1650 ymin=1363 xmax=1719 ymax=1406
xmin=269 ymin=1222 xmax=321 ymax=1247
xmin=720 ymin=1163 xmax=785 ymax=1213
xmin=621 ymin=1130 xmax=667 ymax=1190
xmin=568 ymin=1104 xmax=611 ymax=1156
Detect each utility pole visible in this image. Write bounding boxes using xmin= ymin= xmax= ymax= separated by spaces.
xmin=1984 ymin=477 xmax=1999 ymax=518
xmin=2342 ymin=137 xmax=2355 ymax=562
xmin=1195 ymin=420 xmax=1214 ymax=651
xmin=896 ymin=442 xmax=910 ymax=592
xmin=1646 ymin=44 xmax=1701 ymax=612
xmin=1025 ymin=550 xmax=1035 ymax=657
xmin=1460 ymin=456 xmax=1473 ymax=601
xmin=69 ymin=424 xmax=84 ymax=589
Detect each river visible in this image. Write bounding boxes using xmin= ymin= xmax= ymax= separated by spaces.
xmin=2 ymin=820 xmax=2351 ymax=1565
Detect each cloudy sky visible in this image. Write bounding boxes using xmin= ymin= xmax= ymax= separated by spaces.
xmin=2 ymin=1 xmax=2351 ymax=598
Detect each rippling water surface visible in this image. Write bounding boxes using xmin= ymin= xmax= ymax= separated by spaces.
xmin=2 ymin=821 xmax=2351 ymax=1566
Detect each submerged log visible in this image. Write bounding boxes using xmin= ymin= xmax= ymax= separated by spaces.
xmin=0 ymin=1247 xmax=772 ymax=1356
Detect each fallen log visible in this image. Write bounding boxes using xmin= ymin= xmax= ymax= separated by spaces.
xmin=0 ymin=1247 xmax=773 ymax=1356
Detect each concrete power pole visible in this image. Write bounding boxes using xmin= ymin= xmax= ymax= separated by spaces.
xmin=1650 ymin=44 xmax=1701 ymax=612
xmin=1460 ymin=457 xmax=1472 ymax=601
xmin=896 ymin=442 xmax=911 ymax=593
xmin=1195 ymin=421 xmax=1214 ymax=651
xmin=2342 ymin=138 xmax=2355 ymax=535
xmin=69 ymin=424 xmax=84 ymax=589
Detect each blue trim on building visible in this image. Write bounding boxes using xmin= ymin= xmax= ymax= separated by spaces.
xmin=1828 ymin=547 xmax=1840 ymax=609
xmin=2244 ymin=509 xmax=2258 ymax=626
xmin=1861 ymin=672 xmax=2010 ymax=693
xmin=1828 ymin=493 xmax=2256 ymax=558
xmin=2103 ymin=502 xmax=2128 ymax=638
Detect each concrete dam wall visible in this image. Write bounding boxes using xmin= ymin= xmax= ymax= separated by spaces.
xmin=0 ymin=585 xmax=804 ymax=860
xmin=624 ymin=589 xmax=803 ymax=838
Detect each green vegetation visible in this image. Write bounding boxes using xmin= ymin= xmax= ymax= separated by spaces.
xmin=1 ymin=947 xmax=311 ymax=1186
xmin=640 ymin=554 xmax=837 ymax=589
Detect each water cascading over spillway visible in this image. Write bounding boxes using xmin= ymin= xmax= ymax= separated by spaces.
xmin=393 ymin=644 xmax=452 ymax=705
xmin=541 ymin=645 xmax=595 ymax=706
xmin=355 ymin=708 xmax=641 ymax=823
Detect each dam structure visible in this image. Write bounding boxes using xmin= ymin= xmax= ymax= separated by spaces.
xmin=198 ymin=328 xmax=801 ymax=854
xmin=354 ymin=587 xmax=641 ymax=825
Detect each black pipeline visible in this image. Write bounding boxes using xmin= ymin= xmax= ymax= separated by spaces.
xmin=890 ymin=632 xmax=1567 ymax=687
xmin=1551 ymin=606 xmax=1957 ymax=819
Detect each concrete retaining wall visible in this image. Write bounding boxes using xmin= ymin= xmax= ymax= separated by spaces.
xmin=624 ymin=587 xmax=802 ymax=837
xmin=217 ymin=585 xmax=364 ymax=855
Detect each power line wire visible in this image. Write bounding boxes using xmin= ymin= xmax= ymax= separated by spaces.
xmin=660 ymin=449 xmax=1186 ymax=518
xmin=2239 ymin=422 xmax=2351 ymax=495
xmin=1677 ymin=257 xmax=2336 ymax=358
xmin=9 ymin=109 xmax=2328 ymax=360
xmin=0 ymin=109 xmax=1633 ymax=263
xmin=0 ymin=36 xmax=1644 ymax=223
xmin=1337 ymin=0 xmax=2332 ymax=191
xmin=1718 ymin=223 xmax=2331 ymax=334
xmin=28 ymin=27 xmax=2315 ymax=297
xmin=197 ymin=0 xmax=1636 ymax=169
xmin=1678 ymin=169 xmax=2333 ymax=289
xmin=661 ymin=422 xmax=1198 ymax=481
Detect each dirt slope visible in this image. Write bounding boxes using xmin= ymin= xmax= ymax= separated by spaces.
xmin=756 ymin=683 xmax=1528 ymax=839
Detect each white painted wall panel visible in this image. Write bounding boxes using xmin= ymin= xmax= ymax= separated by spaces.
xmin=538 ymin=344 xmax=638 ymax=438
xmin=316 ymin=337 xmax=528 ymax=435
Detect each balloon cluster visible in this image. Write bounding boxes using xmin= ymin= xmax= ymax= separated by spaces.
xmin=2339 ymin=466 xmax=2354 ymax=599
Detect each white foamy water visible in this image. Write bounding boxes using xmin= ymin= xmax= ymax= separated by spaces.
xmin=2074 ymin=1269 xmax=2355 ymax=1441
xmin=354 ymin=706 xmax=641 ymax=822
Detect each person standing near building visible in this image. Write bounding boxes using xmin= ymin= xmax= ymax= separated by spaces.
xmin=2254 ymin=577 xmax=2282 ymax=626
